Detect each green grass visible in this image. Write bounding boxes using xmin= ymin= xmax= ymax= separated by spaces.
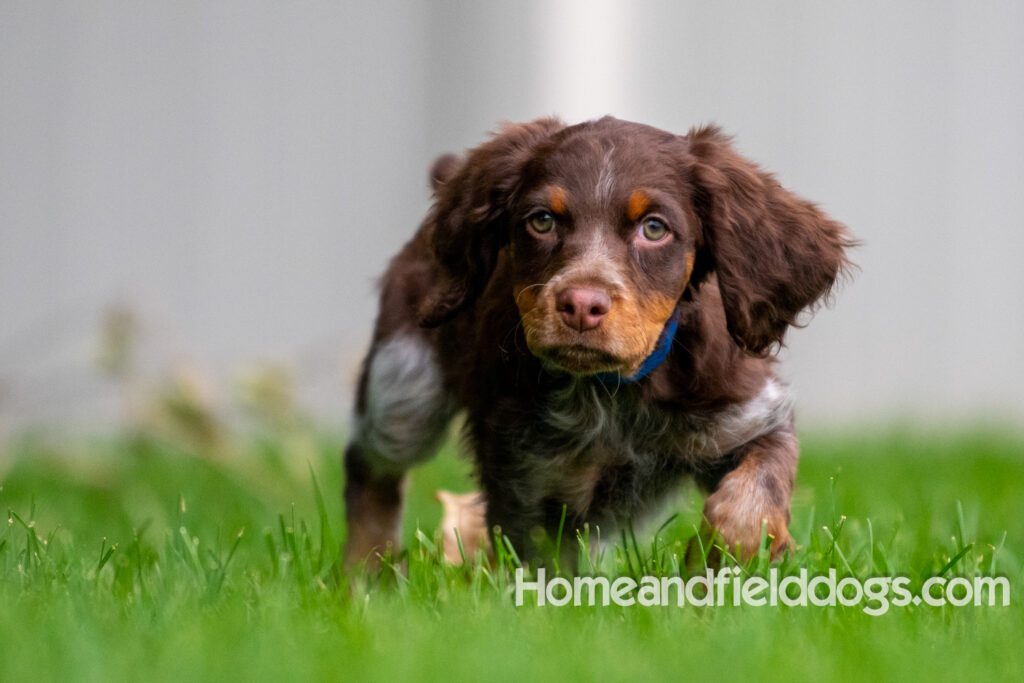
xmin=1 ymin=426 xmax=1022 ymax=682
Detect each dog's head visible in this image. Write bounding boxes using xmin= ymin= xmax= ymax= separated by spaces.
xmin=421 ymin=117 xmax=852 ymax=376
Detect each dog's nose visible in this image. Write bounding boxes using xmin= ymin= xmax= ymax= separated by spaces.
xmin=555 ymin=287 xmax=611 ymax=332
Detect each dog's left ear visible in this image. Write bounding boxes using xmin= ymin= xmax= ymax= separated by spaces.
xmin=686 ymin=126 xmax=855 ymax=353
xmin=419 ymin=117 xmax=565 ymax=327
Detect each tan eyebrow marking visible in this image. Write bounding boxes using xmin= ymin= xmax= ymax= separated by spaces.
xmin=628 ymin=190 xmax=651 ymax=221
xmin=548 ymin=186 xmax=567 ymax=214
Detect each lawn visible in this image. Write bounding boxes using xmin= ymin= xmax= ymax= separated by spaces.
xmin=1 ymin=423 xmax=1021 ymax=681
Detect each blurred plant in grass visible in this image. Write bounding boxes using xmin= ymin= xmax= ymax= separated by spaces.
xmin=81 ymin=302 xmax=327 ymax=468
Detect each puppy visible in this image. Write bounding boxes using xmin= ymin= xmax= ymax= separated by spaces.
xmin=343 ymin=116 xmax=852 ymax=568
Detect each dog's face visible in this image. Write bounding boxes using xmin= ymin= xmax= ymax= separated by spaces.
xmin=421 ymin=117 xmax=851 ymax=368
xmin=509 ymin=128 xmax=698 ymax=376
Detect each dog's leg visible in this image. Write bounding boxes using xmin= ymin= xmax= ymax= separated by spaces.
xmin=343 ymin=333 xmax=453 ymax=569
xmin=696 ymin=428 xmax=797 ymax=562
xmin=437 ymin=490 xmax=490 ymax=564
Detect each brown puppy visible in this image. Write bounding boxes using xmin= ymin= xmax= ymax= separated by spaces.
xmin=343 ymin=117 xmax=853 ymax=568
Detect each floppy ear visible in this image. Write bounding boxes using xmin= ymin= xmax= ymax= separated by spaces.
xmin=419 ymin=117 xmax=565 ymax=327
xmin=686 ymin=126 xmax=854 ymax=354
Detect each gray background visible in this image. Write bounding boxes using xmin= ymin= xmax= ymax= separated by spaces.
xmin=2 ymin=0 xmax=1023 ymax=434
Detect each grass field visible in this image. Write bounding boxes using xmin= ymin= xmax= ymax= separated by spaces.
xmin=1 ymin=424 xmax=1022 ymax=681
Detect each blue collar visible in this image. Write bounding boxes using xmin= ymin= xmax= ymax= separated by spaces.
xmin=596 ymin=310 xmax=680 ymax=385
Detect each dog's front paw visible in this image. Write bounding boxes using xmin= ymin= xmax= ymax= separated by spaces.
xmin=704 ymin=501 xmax=790 ymax=562
xmin=701 ymin=471 xmax=792 ymax=562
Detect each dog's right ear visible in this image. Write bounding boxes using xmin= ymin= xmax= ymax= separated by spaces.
xmin=418 ymin=118 xmax=565 ymax=328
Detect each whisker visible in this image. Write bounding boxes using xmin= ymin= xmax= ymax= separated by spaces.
xmin=515 ymin=283 xmax=546 ymax=307
xmin=500 ymin=316 xmax=522 ymax=351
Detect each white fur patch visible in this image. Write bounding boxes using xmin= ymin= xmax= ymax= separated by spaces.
xmin=704 ymin=379 xmax=795 ymax=456
xmin=354 ymin=334 xmax=452 ymax=473
xmin=594 ymin=145 xmax=617 ymax=204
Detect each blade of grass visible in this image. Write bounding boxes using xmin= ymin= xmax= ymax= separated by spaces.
xmin=501 ymin=534 xmax=522 ymax=570
xmin=553 ymin=504 xmax=567 ymax=576
xmin=956 ymin=500 xmax=968 ymax=549
xmin=937 ymin=543 xmax=974 ymax=578
xmin=756 ymin=519 xmax=770 ymax=574
xmin=989 ymin=530 xmax=1007 ymax=576
xmin=821 ymin=524 xmax=854 ymax=576
xmin=96 ymin=537 xmax=118 ymax=574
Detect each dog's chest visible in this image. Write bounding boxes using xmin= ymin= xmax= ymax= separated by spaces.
xmin=496 ymin=377 xmax=793 ymax=520
xmin=501 ymin=381 xmax=689 ymax=518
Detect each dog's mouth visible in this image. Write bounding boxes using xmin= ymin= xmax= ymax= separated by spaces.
xmin=538 ymin=345 xmax=630 ymax=376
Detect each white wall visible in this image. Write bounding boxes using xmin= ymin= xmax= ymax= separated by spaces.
xmin=2 ymin=1 xmax=1023 ymax=432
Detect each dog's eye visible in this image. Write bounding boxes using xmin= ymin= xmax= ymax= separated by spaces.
xmin=640 ymin=217 xmax=669 ymax=241
xmin=528 ymin=212 xmax=556 ymax=234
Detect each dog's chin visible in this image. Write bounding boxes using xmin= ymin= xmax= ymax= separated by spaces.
xmin=537 ymin=345 xmax=632 ymax=377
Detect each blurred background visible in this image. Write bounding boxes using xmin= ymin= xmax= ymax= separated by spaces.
xmin=2 ymin=0 xmax=1023 ymax=439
